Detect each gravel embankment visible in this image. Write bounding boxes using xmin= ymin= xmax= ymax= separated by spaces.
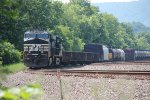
xmin=62 ymin=62 xmax=150 ymax=71
xmin=2 ymin=70 xmax=150 ymax=100
xmin=2 ymin=72 xmax=61 ymax=100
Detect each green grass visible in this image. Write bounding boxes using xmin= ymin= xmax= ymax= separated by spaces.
xmin=0 ymin=63 xmax=26 ymax=84
xmin=0 ymin=63 xmax=26 ymax=73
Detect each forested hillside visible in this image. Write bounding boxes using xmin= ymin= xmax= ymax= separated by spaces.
xmin=130 ymin=22 xmax=150 ymax=34
xmin=0 ymin=0 xmax=150 ymax=64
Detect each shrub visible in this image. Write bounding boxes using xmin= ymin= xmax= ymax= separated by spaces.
xmin=0 ymin=84 xmax=42 ymax=100
xmin=0 ymin=42 xmax=21 ymax=65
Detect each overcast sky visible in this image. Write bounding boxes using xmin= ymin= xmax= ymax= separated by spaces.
xmin=58 ymin=0 xmax=139 ymax=3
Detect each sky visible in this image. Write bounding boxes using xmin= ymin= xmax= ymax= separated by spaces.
xmin=93 ymin=0 xmax=150 ymax=27
xmin=58 ymin=0 xmax=139 ymax=3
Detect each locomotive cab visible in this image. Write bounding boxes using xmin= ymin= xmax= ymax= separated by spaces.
xmin=23 ymin=31 xmax=62 ymax=68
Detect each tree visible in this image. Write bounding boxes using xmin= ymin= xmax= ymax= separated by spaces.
xmin=0 ymin=0 xmax=21 ymax=48
xmin=19 ymin=0 xmax=63 ymax=30
xmin=102 ymin=13 xmax=120 ymax=48
xmin=60 ymin=2 xmax=106 ymax=50
xmin=1 ymin=0 xmax=149 ymax=52
xmin=120 ymin=22 xmax=136 ymax=48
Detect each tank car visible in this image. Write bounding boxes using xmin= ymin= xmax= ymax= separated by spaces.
xmin=109 ymin=49 xmax=125 ymax=61
xmin=118 ymin=49 xmax=125 ymax=61
xmin=135 ymin=50 xmax=150 ymax=60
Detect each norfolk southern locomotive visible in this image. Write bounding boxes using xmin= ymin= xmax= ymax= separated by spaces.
xmin=24 ymin=31 xmax=62 ymax=68
xmin=23 ymin=31 xmax=150 ymax=68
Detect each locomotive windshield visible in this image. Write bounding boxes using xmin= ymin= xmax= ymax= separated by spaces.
xmin=24 ymin=33 xmax=49 ymax=39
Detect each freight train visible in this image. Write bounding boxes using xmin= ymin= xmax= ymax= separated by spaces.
xmin=23 ymin=31 xmax=150 ymax=68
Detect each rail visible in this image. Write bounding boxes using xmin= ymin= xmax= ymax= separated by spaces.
xmin=25 ymin=69 xmax=150 ymax=75
xmin=25 ymin=69 xmax=150 ymax=76
xmin=24 ymin=69 xmax=150 ymax=80
xmin=42 ymin=69 xmax=150 ymax=75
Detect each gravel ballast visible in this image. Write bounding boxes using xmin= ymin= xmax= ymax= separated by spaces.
xmin=62 ymin=62 xmax=150 ymax=71
xmin=2 ymin=71 xmax=150 ymax=100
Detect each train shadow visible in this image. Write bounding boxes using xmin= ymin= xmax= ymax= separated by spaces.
xmin=41 ymin=64 xmax=87 ymax=70
xmin=60 ymin=65 xmax=85 ymax=69
xmin=27 ymin=63 xmax=90 ymax=70
xmin=60 ymin=64 xmax=86 ymax=70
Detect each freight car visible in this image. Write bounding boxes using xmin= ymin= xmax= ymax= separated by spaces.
xmin=62 ymin=51 xmax=99 ymax=65
xmin=84 ymin=43 xmax=109 ymax=61
xmin=124 ymin=49 xmax=150 ymax=61
xmin=23 ymin=31 xmax=150 ymax=68
xmin=109 ymin=49 xmax=125 ymax=61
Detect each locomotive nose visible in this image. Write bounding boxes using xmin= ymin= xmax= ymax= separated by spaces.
xmin=24 ymin=51 xmax=49 ymax=68
xmin=33 ymin=55 xmax=40 ymax=64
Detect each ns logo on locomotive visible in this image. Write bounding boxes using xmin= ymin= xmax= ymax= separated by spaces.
xmin=23 ymin=31 xmax=150 ymax=68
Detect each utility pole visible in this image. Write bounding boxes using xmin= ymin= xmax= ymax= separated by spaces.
xmin=57 ymin=69 xmax=63 ymax=100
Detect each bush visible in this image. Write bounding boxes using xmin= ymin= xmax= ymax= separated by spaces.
xmin=0 ymin=42 xmax=21 ymax=65
xmin=0 ymin=84 xmax=42 ymax=100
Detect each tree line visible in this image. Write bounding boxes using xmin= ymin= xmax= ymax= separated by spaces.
xmin=0 ymin=0 xmax=150 ymax=64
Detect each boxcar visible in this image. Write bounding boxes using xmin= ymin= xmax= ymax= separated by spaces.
xmin=84 ymin=43 xmax=109 ymax=61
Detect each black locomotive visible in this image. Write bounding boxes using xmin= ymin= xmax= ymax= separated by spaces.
xmin=23 ymin=31 xmax=150 ymax=68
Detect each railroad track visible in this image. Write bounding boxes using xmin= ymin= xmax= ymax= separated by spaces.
xmin=40 ymin=69 xmax=150 ymax=75
xmin=24 ymin=69 xmax=150 ymax=80
xmin=91 ymin=61 xmax=150 ymax=66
